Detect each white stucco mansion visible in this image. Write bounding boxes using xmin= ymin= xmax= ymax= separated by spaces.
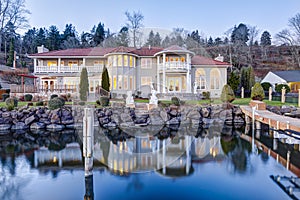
xmin=28 ymin=45 xmax=230 ymax=98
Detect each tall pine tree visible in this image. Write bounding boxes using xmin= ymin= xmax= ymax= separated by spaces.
xmin=79 ymin=67 xmax=89 ymax=101
xmin=7 ymin=38 xmax=15 ymax=67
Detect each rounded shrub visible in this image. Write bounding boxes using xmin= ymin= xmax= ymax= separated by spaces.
xmin=251 ymin=82 xmax=265 ymax=101
xmin=171 ymin=96 xmax=180 ymax=106
xmin=48 ymin=97 xmax=65 ymax=110
xmin=261 ymin=82 xmax=272 ymax=91
xmin=220 ymin=84 xmax=235 ymax=103
xmin=275 ymin=84 xmax=290 ymax=93
xmin=24 ymin=94 xmax=33 ymax=101
xmin=100 ymin=96 xmax=110 ymax=107
xmin=78 ymin=101 xmax=86 ymax=106
xmin=2 ymin=93 xmax=9 ymax=102
xmin=202 ymin=91 xmax=210 ymax=100
xmin=5 ymin=97 xmax=18 ymax=110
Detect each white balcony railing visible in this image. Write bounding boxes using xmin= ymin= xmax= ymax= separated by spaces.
xmin=34 ymin=65 xmax=104 ymax=74
xmin=158 ymin=62 xmax=190 ymax=71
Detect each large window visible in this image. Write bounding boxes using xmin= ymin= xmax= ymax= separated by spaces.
xmin=210 ymin=69 xmax=220 ymax=90
xmin=113 ymin=55 xmax=117 ymax=66
xmin=68 ymin=61 xmax=78 ymax=66
xmin=141 ymin=76 xmax=152 ymax=86
xmin=117 ymin=55 xmax=122 ymax=66
xmin=195 ymin=69 xmax=206 ymax=90
xmin=94 ymin=60 xmax=104 ymax=66
xmin=118 ymin=75 xmax=122 ymax=89
xmin=124 ymin=76 xmax=128 ymax=90
xmin=141 ymin=58 xmax=152 ymax=69
xmin=130 ymin=76 xmax=133 ymax=90
xmin=47 ymin=61 xmax=57 ymax=66
xmin=113 ymin=76 xmax=117 ymax=89
xmin=124 ymin=55 xmax=128 ymax=66
xmin=129 ymin=56 xmax=135 ymax=67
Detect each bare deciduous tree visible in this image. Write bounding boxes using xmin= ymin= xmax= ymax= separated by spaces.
xmin=125 ymin=10 xmax=144 ymax=48
xmin=0 ymin=0 xmax=30 ymax=51
xmin=276 ymin=13 xmax=300 ymax=67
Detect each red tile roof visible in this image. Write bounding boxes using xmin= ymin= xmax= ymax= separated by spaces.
xmin=131 ymin=47 xmax=163 ymax=56
xmin=191 ymin=55 xmax=230 ymax=66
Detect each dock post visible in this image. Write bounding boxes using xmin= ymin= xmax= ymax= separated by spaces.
xmin=286 ymin=151 xmax=291 ymax=170
xmin=83 ymin=108 xmax=94 ymax=177
xmin=241 ymin=87 xmax=244 ymax=99
xmin=269 ymin=87 xmax=272 ymax=101
xmin=83 ymin=108 xmax=94 ymax=200
xmin=281 ymin=87 xmax=286 ymax=103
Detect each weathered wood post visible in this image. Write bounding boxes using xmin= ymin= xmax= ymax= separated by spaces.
xmin=83 ymin=108 xmax=94 ymax=176
xmin=298 ymin=89 xmax=300 ymax=107
xmin=269 ymin=87 xmax=272 ymax=101
xmin=281 ymin=86 xmax=286 ymax=103
xmin=241 ymin=87 xmax=244 ymax=99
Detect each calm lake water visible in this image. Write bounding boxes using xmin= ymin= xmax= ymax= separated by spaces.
xmin=0 ymin=124 xmax=299 ymax=200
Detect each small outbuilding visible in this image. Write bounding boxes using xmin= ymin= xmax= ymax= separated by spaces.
xmin=261 ymin=70 xmax=300 ymax=92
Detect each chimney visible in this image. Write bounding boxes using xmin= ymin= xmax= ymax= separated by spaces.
xmin=37 ymin=45 xmax=49 ymax=53
xmin=148 ymin=45 xmax=151 ymax=50
xmin=214 ymin=54 xmax=224 ymax=62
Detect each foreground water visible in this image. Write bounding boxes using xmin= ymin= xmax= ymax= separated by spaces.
xmin=0 ymin=125 xmax=299 ymax=200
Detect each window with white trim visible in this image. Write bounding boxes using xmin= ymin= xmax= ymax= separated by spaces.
xmin=210 ymin=69 xmax=220 ymax=90
xmin=141 ymin=76 xmax=152 ymax=86
xmin=141 ymin=58 xmax=152 ymax=69
xmin=195 ymin=69 xmax=206 ymax=90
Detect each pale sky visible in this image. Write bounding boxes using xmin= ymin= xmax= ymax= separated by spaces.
xmin=25 ymin=0 xmax=300 ymax=40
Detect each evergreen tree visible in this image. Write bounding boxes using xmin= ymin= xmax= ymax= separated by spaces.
xmin=154 ymin=32 xmax=162 ymax=46
xmin=228 ymin=71 xmax=240 ymax=93
xmin=93 ymin=22 xmax=106 ymax=46
xmin=46 ymin=25 xmax=61 ymax=50
xmin=260 ymin=31 xmax=271 ymax=46
xmin=116 ymin=26 xmax=129 ymax=47
xmin=145 ymin=30 xmax=155 ymax=46
xmin=207 ymin=36 xmax=214 ymax=46
xmin=23 ymin=28 xmax=37 ymax=54
xmin=162 ymin=35 xmax=171 ymax=47
xmin=7 ymin=38 xmax=15 ymax=67
xmin=231 ymin=23 xmax=249 ymax=45
xmin=36 ymin=28 xmax=47 ymax=46
xmin=79 ymin=67 xmax=89 ymax=101
xmin=101 ymin=66 xmax=110 ymax=92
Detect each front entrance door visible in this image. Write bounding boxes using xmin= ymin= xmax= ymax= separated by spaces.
xmin=167 ymin=77 xmax=181 ymax=92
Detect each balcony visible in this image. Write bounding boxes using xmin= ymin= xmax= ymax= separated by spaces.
xmin=34 ymin=65 xmax=104 ymax=74
xmin=158 ymin=62 xmax=190 ymax=72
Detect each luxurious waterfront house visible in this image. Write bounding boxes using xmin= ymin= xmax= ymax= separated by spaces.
xmin=28 ymin=45 xmax=230 ymax=99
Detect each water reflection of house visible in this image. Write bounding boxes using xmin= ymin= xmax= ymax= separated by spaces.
xmin=94 ymin=134 xmax=225 ymax=177
xmin=34 ymin=143 xmax=82 ymax=167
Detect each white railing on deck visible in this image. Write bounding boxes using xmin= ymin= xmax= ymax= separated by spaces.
xmin=35 ymin=65 xmax=104 ymax=73
xmin=158 ymin=62 xmax=190 ymax=71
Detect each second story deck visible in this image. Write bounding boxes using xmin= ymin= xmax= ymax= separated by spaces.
xmin=34 ymin=65 xmax=104 ymax=74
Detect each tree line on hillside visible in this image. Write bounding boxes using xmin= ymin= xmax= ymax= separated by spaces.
xmin=0 ymin=0 xmax=299 ymax=70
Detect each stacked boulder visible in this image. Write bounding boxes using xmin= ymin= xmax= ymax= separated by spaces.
xmin=0 ymin=106 xmax=74 ymax=133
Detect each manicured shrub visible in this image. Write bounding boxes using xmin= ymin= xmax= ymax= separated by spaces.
xmin=101 ymin=66 xmax=110 ymax=92
xmin=275 ymin=84 xmax=290 ymax=93
xmin=251 ymin=82 xmax=265 ymax=101
xmin=100 ymin=96 xmax=110 ymax=107
xmin=24 ymin=94 xmax=33 ymax=101
xmin=35 ymin=101 xmax=44 ymax=106
xmin=171 ymin=96 xmax=180 ymax=106
xmin=48 ymin=97 xmax=65 ymax=110
xmin=202 ymin=91 xmax=210 ymax=100
xmin=50 ymin=94 xmax=58 ymax=99
xmin=261 ymin=82 xmax=272 ymax=91
xmin=78 ymin=101 xmax=86 ymax=106
xmin=2 ymin=93 xmax=9 ymax=102
xmin=5 ymin=97 xmax=18 ymax=111
xmin=220 ymin=84 xmax=235 ymax=103
xmin=96 ymin=100 xmax=101 ymax=105
xmin=79 ymin=67 xmax=89 ymax=101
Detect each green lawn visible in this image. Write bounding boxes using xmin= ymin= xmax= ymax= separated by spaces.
xmin=0 ymin=97 xmax=298 ymax=108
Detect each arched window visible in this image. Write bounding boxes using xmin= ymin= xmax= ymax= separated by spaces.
xmin=210 ymin=69 xmax=220 ymax=90
xmin=195 ymin=69 xmax=206 ymax=89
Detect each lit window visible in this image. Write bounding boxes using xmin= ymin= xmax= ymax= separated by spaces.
xmin=181 ymin=57 xmax=185 ymax=62
xmin=129 ymin=76 xmax=133 ymax=90
xmin=113 ymin=55 xmax=117 ymax=66
xmin=117 ymin=55 xmax=122 ymax=66
xmin=196 ymin=69 xmax=206 ymax=90
xmin=141 ymin=76 xmax=152 ymax=86
xmin=118 ymin=75 xmax=122 ymax=89
xmin=124 ymin=76 xmax=128 ymax=90
xmin=60 ymin=61 xmax=64 ymax=66
xmin=113 ymin=76 xmax=117 ymax=89
xmin=47 ymin=61 xmax=57 ymax=66
xmin=210 ymin=69 xmax=220 ymax=90
xmin=68 ymin=61 xmax=78 ymax=67
xmin=129 ymin=56 xmax=134 ymax=67
xmin=124 ymin=55 xmax=128 ymax=66
xmin=141 ymin=58 xmax=152 ymax=69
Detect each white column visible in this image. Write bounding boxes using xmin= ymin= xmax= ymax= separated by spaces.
xmin=157 ymin=56 xmax=160 ymax=92
xmin=186 ymin=53 xmax=191 ymax=93
xmin=83 ymin=58 xmax=86 ymax=66
xmin=34 ymin=58 xmax=37 ymax=73
xmin=58 ymin=58 xmax=61 ymax=73
xmin=162 ymin=53 xmax=166 ymax=93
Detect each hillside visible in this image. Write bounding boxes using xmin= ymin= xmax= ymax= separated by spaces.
xmin=205 ymin=45 xmax=300 ymax=80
